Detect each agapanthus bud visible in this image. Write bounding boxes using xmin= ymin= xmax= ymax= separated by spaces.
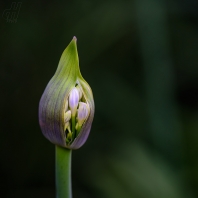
xmin=69 ymin=87 xmax=79 ymax=117
xmin=76 ymin=102 xmax=89 ymax=131
xmin=39 ymin=37 xmax=94 ymax=149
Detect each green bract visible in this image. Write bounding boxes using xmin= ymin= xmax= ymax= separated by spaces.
xmin=39 ymin=37 xmax=94 ymax=149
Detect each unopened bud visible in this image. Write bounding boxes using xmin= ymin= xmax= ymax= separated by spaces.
xmin=77 ymin=102 xmax=89 ymax=127
xmin=39 ymin=37 xmax=95 ymax=149
xmin=69 ymin=87 xmax=79 ymax=116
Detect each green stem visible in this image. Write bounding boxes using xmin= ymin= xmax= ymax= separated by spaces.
xmin=56 ymin=145 xmax=72 ymax=198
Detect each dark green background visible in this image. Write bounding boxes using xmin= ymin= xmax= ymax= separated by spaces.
xmin=1 ymin=0 xmax=198 ymax=197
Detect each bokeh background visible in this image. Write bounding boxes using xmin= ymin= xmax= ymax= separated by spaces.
xmin=1 ymin=0 xmax=198 ymax=197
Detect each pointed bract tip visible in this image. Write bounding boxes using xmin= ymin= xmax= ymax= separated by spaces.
xmin=73 ymin=36 xmax=77 ymax=41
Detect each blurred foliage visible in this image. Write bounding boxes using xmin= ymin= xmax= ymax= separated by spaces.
xmin=0 ymin=0 xmax=198 ymax=197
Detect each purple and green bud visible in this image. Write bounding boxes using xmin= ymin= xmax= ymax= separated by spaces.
xmin=39 ymin=37 xmax=94 ymax=149
xmin=69 ymin=87 xmax=79 ymax=117
xmin=76 ymin=102 xmax=89 ymax=134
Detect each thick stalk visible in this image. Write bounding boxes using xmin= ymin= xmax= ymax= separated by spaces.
xmin=56 ymin=145 xmax=72 ymax=198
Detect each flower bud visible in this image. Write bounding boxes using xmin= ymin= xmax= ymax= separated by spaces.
xmin=39 ymin=37 xmax=94 ymax=149
xmin=76 ymin=102 xmax=89 ymax=130
xmin=69 ymin=87 xmax=79 ymax=117
xmin=76 ymin=85 xmax=83 ymax=100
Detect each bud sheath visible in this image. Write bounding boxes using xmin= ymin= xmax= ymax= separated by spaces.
xmin=39 ymin=37 xmax=94 ymax=149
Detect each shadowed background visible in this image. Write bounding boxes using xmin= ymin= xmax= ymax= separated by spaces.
xmin=1 ymin=0 xmax=198 ymax=197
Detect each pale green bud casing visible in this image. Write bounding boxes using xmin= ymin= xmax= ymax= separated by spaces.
xmin=39 ymin=37 xmax=94 ymax=149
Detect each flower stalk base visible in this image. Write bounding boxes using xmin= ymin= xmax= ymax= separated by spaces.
xmin=56 ymin=146 xmax=72 ymax=198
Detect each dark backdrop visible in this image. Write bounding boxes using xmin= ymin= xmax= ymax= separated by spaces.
xmin=1 ymin=0 xmax=198 ymax=197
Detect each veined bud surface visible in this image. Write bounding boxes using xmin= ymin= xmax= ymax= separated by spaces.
xmin=39 ymin=37 xmax=95 ymax=149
